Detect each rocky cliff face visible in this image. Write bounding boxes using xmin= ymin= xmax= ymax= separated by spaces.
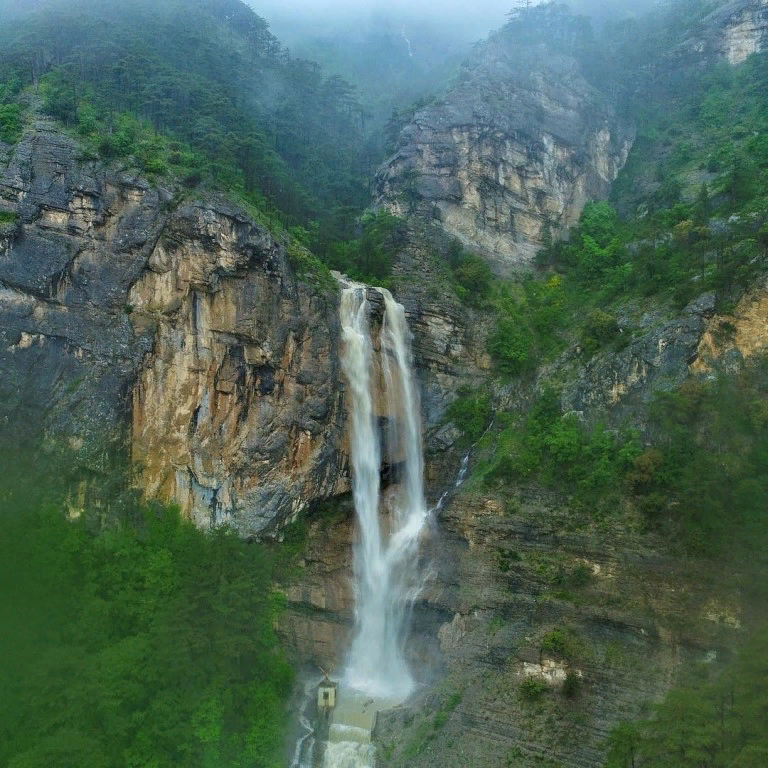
xmin=372 ymin=483 xmax=745 ymax=768
xmin=0 ymin=120 xmax=160 ymax=463
xmin=559 ymin=292 xmax=718 ymax=426
xmin=128 ymin=204 xmax=348 ymax=534
xmin=675 ymin=0 xmax=768 ymax=65
xmin=693 ymin=277 xmax=768 ymax=372
xmin=0 ymin=119 xmax=484 ymax=534
xmin=375 ymin=33 xmax=634 ymax=274
xmin=0 ymin=119 xmax=350 ymax=535
xmin=281 ymin=457 xmax=746 ymax=768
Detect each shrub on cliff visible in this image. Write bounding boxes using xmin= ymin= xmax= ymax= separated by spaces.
xmin=605 ymin=625 xmax=768 ymax=767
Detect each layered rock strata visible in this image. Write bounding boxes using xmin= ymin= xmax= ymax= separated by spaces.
xmin=675 ymin=0 xmax=768 ymax=65
xmin=375 ymin=35 xmax=634 ymax=273
xmin=0 ymin=119 xmax=348 ymax=534
xmin=129 ymin=205 xmax=347 ymax=534
xmin=0 ymin=120 xmax=484 ymax=533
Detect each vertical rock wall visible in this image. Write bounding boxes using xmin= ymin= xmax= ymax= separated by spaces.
xmin=129 ymin=203 xmax=349 ymax=535
xmin=375 ymin=36 xmax=634 ymax=273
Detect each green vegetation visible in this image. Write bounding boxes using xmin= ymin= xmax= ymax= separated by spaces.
xmin=284 ymin=240 xmax=338 ymax=293
xmin=474 ymin=388 xmax=641 ymax=519
xmin=0 ymin=102 xmax=22 ymax=144
xmin=446 ymin=239 xmax=495 ymax=307
xmin=520 ymin=677 xmax=549 ymax=701
xmin=474 ymin=356 xmax=768 ymax=559
xmin=0 ymin=77 xmax=23 ymax=143
xmin=319 ymin=209 xmax=407 ymax=283
xmin=540 ymin=628 xmax=588 ymax=663
xmin=0 ymin=0 xmax=375 ymax=234
xmin=539 ymin=49 xmax=768 ymax=313
xmin=446 ymin=388 xmax=493 ymax=444
xmin=432 ymin=692 xmax=462 ymax=730
xmin=0 ymin=447 xmax=293 ymax=768
xmin=498 ymin=548 xmax=522 ymax=573
xmin=484 ymin=275 xmax=568 ymax=374
xmin=488 ymin=616 xmax=506 ymax=635
xmin=398 ymin=689 xmax=462 ymax=760
xmin=605 ymin=626 xmax=768 ymax=767
xmin=0 ymin=210 xmax=18 ymax=228
xmin=635 ymin=366 xmax=768 ymax=558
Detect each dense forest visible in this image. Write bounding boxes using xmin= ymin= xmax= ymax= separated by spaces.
xmin=0 ymin=442 xmax=297 ymax=768
xmin=0 ymin=0 xmax=383 ymax=245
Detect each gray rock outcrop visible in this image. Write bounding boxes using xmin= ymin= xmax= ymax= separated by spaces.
xmin=0 ymin=120 xmax=348 ymax=534
xmin=674 ymin=0 xmax=768 ymax=65
xmin=375 ymin=31 xmax=634 ymax=273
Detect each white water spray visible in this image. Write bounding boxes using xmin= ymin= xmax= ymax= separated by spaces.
xmin=340 ymin=285 xmax=428 ymax=701
xmin=401 ymin=25 xmax=413 ymax=58
xmin=290 ymin=676 xmax=323 ymax=768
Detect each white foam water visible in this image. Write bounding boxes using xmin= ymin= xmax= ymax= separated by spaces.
xmin=339 ymin=285 xmax=428 ymax=701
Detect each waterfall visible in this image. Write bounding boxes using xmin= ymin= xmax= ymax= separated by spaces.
xmin=401 ymin=25 xmax=414 ymax=58
xmin=288 ymin=287 xmax=472 ymax=767
xmin=340 ymin=285 xmax=428 ymax=700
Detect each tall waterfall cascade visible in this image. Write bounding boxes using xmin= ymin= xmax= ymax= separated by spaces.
xmin=313 ymin=283 xmax=428 ymax=768
xmin=340 ymin=284 xmax=428 ymax=699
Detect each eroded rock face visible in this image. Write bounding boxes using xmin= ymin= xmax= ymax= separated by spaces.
xmin=0 ymin=120 xmax=163 ymax=461
xmin=676 ymin=0 xmax=768 ymax=65
xmin=560 ymin=293 xmax=717 ymax=424
xmin=372 ymin=486 xmax=744 ymax=768
xmin=693 ymin=278 xmax=768 ymax=373
xmin=129 ymin=203 xmax=348 ymax=535
xmin=278 ymin=509 xmax=357 ymax=672
xmin=0 ymin=120 xmax=349 ymax=534
xmin=375 ymin=35 xmax=634 ymax=273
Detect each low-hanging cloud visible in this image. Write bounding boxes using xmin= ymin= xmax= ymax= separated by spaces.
xmin=251 ymin=0 xmax=661 ymax=45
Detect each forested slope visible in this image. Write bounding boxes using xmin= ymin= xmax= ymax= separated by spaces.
xmin=0 ymin=0 xmax=377 ymax=231
xmin=0 ymin=445 xmax=297 ymax=768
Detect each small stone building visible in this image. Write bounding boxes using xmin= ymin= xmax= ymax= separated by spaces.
xmin=317 ymin=676 xmax=338 ymax=711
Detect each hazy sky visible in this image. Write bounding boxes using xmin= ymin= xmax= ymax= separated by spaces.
xmin=252 ymin=0 xmax=659 ymax=44
xmin=252 ymin=0 xmax=515 ymax=42
xmin=253 ymin=0 xmax=515 ymax=22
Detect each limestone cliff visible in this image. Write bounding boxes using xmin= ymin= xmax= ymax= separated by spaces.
xmin=375 ymin=27 xmax=634 ymax=273
xmin=128 ymin=205 xmax=350 ymax=534
xmin=675 ymin=0 xmax=768 ymax=65
xmin=693 ymin=276 xmax=768 ymax=373
xmin=0 ymin=120 xmax=160 ymax=462
xmin=559 ymin=292 xmax=718 ymax=426
xmin=0 ymin=118 xmax=349 ymax=535
xmin=0 ymin=119 xmax=484 ymax=535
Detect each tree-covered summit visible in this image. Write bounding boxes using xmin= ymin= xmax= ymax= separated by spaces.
xmin=0 ymin=0 xmax=376 ymax=229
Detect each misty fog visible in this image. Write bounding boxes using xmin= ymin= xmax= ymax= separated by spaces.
xmin=251 ymin=0 xmax=663 ymax=46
